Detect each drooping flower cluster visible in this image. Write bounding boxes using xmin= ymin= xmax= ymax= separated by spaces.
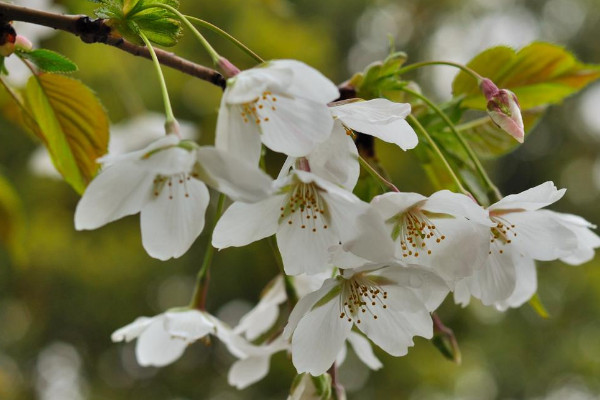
xmin=71 ymin=58 xmax=599 ymax=395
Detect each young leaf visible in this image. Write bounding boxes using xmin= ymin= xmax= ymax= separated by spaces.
xmin=452 ymin=42 xmax=600 ymax=110
xmin=18 ymin=49 xmax=78 ymax=74
xmin=23 ymin=74 xmax=109 ymax=194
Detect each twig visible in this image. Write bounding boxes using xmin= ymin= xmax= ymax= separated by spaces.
xmin=0 ymin=2 xmax=225 ymax=88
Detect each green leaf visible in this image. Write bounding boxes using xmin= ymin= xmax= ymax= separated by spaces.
xmin=18 ymin=49 xmax=78 ymax=74
xmin=95 ymin=0 xmax=182 ymax=47
xmin=0 ymin=172 xmax=27 ymax=266
xmin=452 ymin=42 xmax=600 ymax=110
xmin=23 ymin=74 xmax=109 ymax=194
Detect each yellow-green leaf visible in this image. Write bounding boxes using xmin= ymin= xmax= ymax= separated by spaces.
xmin=23 ymin=74 xmax=109 ymax=194
xmin=0 ymin=172 xmax=27 ymax=266
xmin=452 ymin=42 xmax=600 ymax=110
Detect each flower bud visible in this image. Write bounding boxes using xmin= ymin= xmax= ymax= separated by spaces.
xmin=480 ymin=78 xmax=524 ymax=143
xmin=14 ymin=35 xmax=33 ymax=52
xmin=217 ymin=57 xmax=240 ymax=78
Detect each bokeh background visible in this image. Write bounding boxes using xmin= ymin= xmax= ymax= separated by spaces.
xmin=1 ymin=0 xmax=600 ymax=399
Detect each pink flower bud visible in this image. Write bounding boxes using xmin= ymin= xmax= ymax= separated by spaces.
xmin=480 ymin=78 xmax=524 ymax=143
xmin=14 ymin=35 xmax=33 ymax=52
xmin=217 ymin=57 xmax=240 ymax=78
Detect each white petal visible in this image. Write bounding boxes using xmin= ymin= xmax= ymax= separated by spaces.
xmin=235 ymin=276 xmax=287 ymax=340
xmin=212 ymin=195 xmax=284 ymax=249
xmin=356 ymin=285 xmax=432 ymax=357
xmin=284 ymin=278 xmax=339 ymax=340
xmin=424 ymin=190 xmax=492 ymax=226
xmin=541 ymin=210 xmax=600 ymax=265
xmin=346 ymin=331 xmax=383 ymax=370
xmin=259 ymin=95 xmax=334 ymax=157
xmin=111 ymin=316 xmax=153 ymax=342
xmin=164 ymin=310 xmax=215 ymax=341
xmin=135 ymin=317 xmax=188 ymax=367
xmin=370 ymin=192 xmax=426 ymax=220
xmin=144 ymin=146 xmax=196 ymax=175
xmin=306 ymin=121 xmax=359 ymax=191
xmin=489 ymin=181 xmax=565 ymax=212
xmin=505 ymin=211 xmax=577 ymax=261
xmin=270 ymin=59 xmax=339 ymax=103
xmin=376 ymin=265 xmax=449 ymax=312
xmin=332 ymin=99 xmax=417 ymax=150
xmin=495 ymin=256 xmax=537 ymax=310
xmin=74 ymin=161 xmax=152 ymax=230
xmin=465 ymin=245 xmax=518 ymax=306
xmin=212 ymin=318 xmax=257 ymax=359
xmin=215 ymin=101 xmax=263 ymax=166
xmin=224 ymin=67 xmax=293 ymax=104
xmin=140 ymin=178 xmax=210 ymax=260
xmin=277 ymin=215 xmax=338 ymax=275
xmin=292 ymin=292 xmax=351 ymax=375
xmin=196 ymin=146 xmax=274 ymax=202
xmin=228 ymin=355 xmax=271 ymax=389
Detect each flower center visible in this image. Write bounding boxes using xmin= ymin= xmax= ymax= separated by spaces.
xmin=240 ymin=91 xmax=278 ymax=125
xmin=339 ymin=275 xmax=388 ymax=324
xmin=152 ymin=173 xmax=195 ymax=200
xmin=391 ymin=211 xmax=446 ymax=258
xmin=488 ymin=215 xmax=517 ymax=254
xmin=279 ymin=182 xmax=329 ymax=232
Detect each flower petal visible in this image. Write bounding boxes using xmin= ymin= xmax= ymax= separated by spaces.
xmin=332 ymin=99 xmax=418 ymax=150
xmin=215 ymin=102 xmax=263 ymax=166
xmin=135 ymin=317 xmax=188 ymax=367
xmin=140 ymin=179 xmax=210 ymax=260
xmin=196 ymin=146 xmax=274 ymax=203
xmin=495 ymin=255 xmax=537 ymax=310
xmin=258 ymin=95 xmax=334 ymax=157
xmin=424 ymin=190 xmax=492 ymax=226
xmin=346 ymin=331 xmax=383 ymax=370
xmin=111 ymin=316 xmax=153 ymax=342
xmin=228 ymin=355 xmax=271 ymax=389
xmin=224 ymin=67 xmax=293 ymax=104
xmin=540 ymin=210 xmax=600 ymax=265
xmin=305 ymin=121 xmax=359 ymax=191
xmin=490 ymin=181 xmax=565 ymax=212
xmin=270 ymin=60 xmax=339 ymax=103
xmin=370 ymin=192 xmax=427 ymax=220
xmin=74 ymin=161 xmax=152 ymax=230
xmin=212 ymin=195 xmax=284 ymax=249
xmin=164 ymin=310 xmax=215 ymax=341
xmin=291 ymin=291 xmax=351 ymax=375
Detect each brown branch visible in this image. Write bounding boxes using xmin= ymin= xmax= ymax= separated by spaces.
xmin=0 ymin=2 xmax=225 ymax=88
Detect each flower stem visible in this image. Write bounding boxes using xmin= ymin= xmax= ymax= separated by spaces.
xmin=150 ymin=4 xmax=221 ymax=66
xmin=401 ymin=87 xmax=502 ymax=202
xmin=358 ymin=155 xmax=399 ymax=193
xmin=184 ymin=15 xmax=264 ymax=64
xmin=396 ymin=60 xmax=483 ymax=83
xmin=137 ymin=31 xmax=176 ymax=129
xmin=407 ymin=114 xmax=470 ymax=196
xmin=190 ymin=193 xmax=226 ymax=310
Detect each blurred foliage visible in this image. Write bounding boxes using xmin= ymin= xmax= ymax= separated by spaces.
xmin=0 ymin=0 xmax=599 ymax=399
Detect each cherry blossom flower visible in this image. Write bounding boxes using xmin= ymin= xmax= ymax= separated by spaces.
xmin=216 ymin=60 xmax=339 ymax=165
xmin=454 ymin=182 xmax=580 ymax=307
xmin=212 ymin=164 xmax=372 ymax=275
xmin=330 ymin=98 xmax=418 ymax=150
xmin=75 ymin=134 xmax=273 ymax=260
xmin=283 ymin=264 xmax=448 ymax=375
xmin=480 ymin=78 xmax=524 ymax=143
xmin=345 ymin=190 xmax=493 ymax=284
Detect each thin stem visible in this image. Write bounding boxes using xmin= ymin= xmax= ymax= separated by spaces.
xmin=190 ymin=193 xmax=226 ymax=310
xmin=396 ymin=60 xmax=483 ymax=83
xmin=149 ymin=3 xmax=221 ymax=65
xmin=401 ymin=87 xmax=502 ymax=202
xmin=185 ymin=15 xmax=264 ymax=64
xmin=0 ymin=2 xmax=225 ymax=88
xmin=407 ymin=114 xmax=470 ymax=196
xmin=137 ymin=31 xmax=176 ymax=127
xmin=358 ymin=155 xmax=399 ymax=193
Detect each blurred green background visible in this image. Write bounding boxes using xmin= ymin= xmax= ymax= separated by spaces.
xmin=1 ymin=0 xmax=600 ymax=399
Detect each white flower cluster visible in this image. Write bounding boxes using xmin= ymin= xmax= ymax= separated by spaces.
xmin=74 ymin=60 xmax=599 ymax=391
